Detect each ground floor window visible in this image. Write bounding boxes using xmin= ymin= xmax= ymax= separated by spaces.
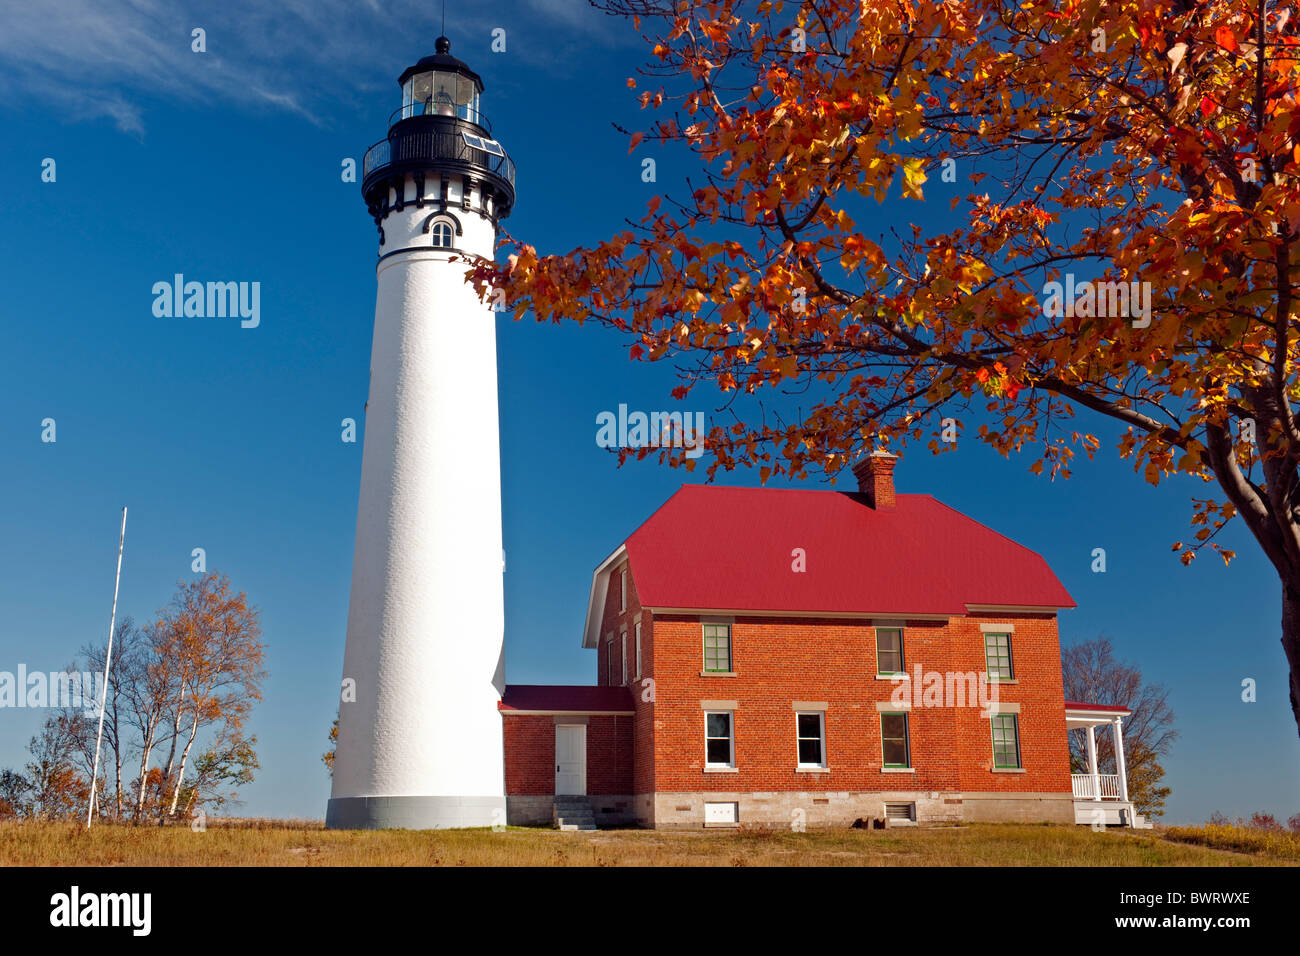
xmin=881 ymin=712 xmax=910 ymax=768
xmin=796 ymin=712 xmax=826 ymax=767
xmin=705 ymin=711 xmax=734 ymax=768
xmin=991 ymin=714 xmax=1022 ymax=768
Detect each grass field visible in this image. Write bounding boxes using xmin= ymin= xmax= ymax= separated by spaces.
xmin=1 ymin=820 xmax=1297 ymax=866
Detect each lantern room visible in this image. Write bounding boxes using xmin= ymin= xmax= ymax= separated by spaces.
xmin=398 ymin=35 xmax=483 ymax=125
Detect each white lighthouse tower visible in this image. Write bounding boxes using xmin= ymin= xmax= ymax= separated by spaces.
xmin=328 ymin=37 xmax=516 ymax=829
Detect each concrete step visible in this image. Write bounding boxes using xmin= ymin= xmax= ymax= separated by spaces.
xmin=553 ymin=796 xmax=597 ymax=831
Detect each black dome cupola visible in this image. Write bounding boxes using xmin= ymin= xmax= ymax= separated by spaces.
xmin=361 ymin=35 xmax=516 ymax=227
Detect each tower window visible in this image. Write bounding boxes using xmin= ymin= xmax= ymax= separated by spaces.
xmin=430 ymin=221 xmax=455 ymax=249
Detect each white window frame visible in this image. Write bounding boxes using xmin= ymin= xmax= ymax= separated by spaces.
xmin=620 ymin=567 xmax=627 ymax=611
xmin=428 ymin=218 xmax=456 ymax=249
xmin=795 ymin=711 xmax=827 ymax=768
xmin=634 ymin=622 xmax=642 ymax=680
xmin=605 ymin=634 xmax=613 ymax=686
xmin=704 ymin=710 xmax=735 ymax=769
xmin=620 ymin=631 xmax=628 ymax=686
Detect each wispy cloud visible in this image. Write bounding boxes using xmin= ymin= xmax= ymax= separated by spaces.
xmin=0 ymin=0 xmax=634 ymax=134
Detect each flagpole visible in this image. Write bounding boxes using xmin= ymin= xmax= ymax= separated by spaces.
xmin=87 ymin=506 xmax=127 ymax=829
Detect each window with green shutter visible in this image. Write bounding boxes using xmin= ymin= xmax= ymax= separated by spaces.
xmin=991 ymin=714 xmax=1021 ymax=769
xmin=985 ymin=632 xmax=1013 ymax=680
xmin=703 ymin=623 xmax=732 ymax=672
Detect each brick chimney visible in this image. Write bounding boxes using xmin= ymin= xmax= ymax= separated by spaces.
xmin=852 ymin=450 xmax=898 ymax=510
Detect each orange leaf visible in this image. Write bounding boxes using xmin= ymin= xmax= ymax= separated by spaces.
xmin=1215 ymin=26 xmax=1237 ymax=53
xmin=628 ymin=132 xmax=644 ymax=153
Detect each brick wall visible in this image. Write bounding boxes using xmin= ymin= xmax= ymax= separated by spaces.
xmin=646 ymin=611 xmax=1071 ymax=796
xmin=596 ymin=559 xmax=657 ymax=800
xmin=502 ymin=713 xmax=634 ymax=796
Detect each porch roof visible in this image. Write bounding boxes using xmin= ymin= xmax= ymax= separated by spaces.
xmin=1065 ymin=699 xmax=1131 ymax=728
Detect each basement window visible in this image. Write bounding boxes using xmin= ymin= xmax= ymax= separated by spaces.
xmin=884 ymin=802 xmax=916 ymax=823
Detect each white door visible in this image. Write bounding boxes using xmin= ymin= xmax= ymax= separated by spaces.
xmin=555 ymin=724 xmax=586 ymax=795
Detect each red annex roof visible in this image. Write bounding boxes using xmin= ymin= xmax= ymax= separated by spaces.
xmin=621 ymin=486 xmax=1075 ymax=618
xmin=499 ymin=684 xmax=634 ymax=713
xmin=1064 ymin=700 xmax=1131 ymax=713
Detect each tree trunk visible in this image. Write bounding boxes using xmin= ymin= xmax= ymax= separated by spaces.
xmin=135 ymin=719 xmax=158 ymax=820
xmin=168 ymin=713 xmax=201 ymax=818
xmin=1281 ymin=582 xmax=1300 ymax=737
xmin=158 ymin=686 xmax=185 ymax=808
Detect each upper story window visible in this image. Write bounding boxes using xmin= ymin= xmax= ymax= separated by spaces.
xmin=796 ymin=712 xmax=826 ymax=768
xmin=634 ymin=622 xmax=642 ymax=680
xmin=605 ymin=634 xmax=613 ymax=686
xmin=430 ymin=220 xmax=455 ymax=249
xmin=702 ymin=623 xmax=732 ymax=673
xmin=985 ymin=632 xmax=1014 ymax=680
xmin=620 ymin=631 xmax=628 ymax=686
xmin=875 ymin=627 xmax=904 ymax=676
xmin=620 ymin=567 xmax=627 ymax=612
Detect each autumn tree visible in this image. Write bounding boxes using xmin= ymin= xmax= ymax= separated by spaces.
xmin=71 ymin=618 xmax=139 ymax=819
xmin=0 ymin=770 xmax=31 ymax=819
xmin=124 ymin=618 xmax=182 ymax=820
xmin=322 ymin=715 xmax=338 ymax=777
xmin=154 ymin=572 xmax=266 ymax=822
xmin=180 ymin=730 xmax=259 ymax=816
xmin=24 ymin=714 xmax=91 ymax=820
xmin=478 ymin=0 xmax=1300 ymax=741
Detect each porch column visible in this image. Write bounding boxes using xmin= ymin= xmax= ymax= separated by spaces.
xmin=1085 ymin=724 xmax=1101 ymax=801
xmin=1112 ymin=716 xmax=1128 ymax=803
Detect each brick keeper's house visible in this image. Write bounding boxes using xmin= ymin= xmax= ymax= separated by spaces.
xmin=500 ymin=453 xmax=1148 ymax=830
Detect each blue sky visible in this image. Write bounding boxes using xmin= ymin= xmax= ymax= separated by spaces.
xmin=0 ymin=0 xmax=1295 ymax=824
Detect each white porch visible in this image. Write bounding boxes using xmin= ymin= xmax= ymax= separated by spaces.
xmin=1065 ymin=701 xmax=1151 ymax=829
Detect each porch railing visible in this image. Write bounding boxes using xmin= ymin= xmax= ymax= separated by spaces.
xmin=1071 ymin=773 xmax=1123 ymax=800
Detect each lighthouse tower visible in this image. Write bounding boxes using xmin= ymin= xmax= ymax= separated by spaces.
xmin=327 ymin=37 xmax=516 ymax=829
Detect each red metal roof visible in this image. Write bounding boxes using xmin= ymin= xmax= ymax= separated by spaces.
xmin=621 ymin=486 xmax=1075 ymax=616
xmin=1064 ymin=700 xmax=1130 ymax=713
xmin=499 ymin=684 xmax=634 ymax=713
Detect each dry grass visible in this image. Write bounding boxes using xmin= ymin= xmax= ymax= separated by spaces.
xmin=1161 ymin=823 xmax=1300 ymax=862
xmin=0 ymin=820 xmax=1295 ymax=866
